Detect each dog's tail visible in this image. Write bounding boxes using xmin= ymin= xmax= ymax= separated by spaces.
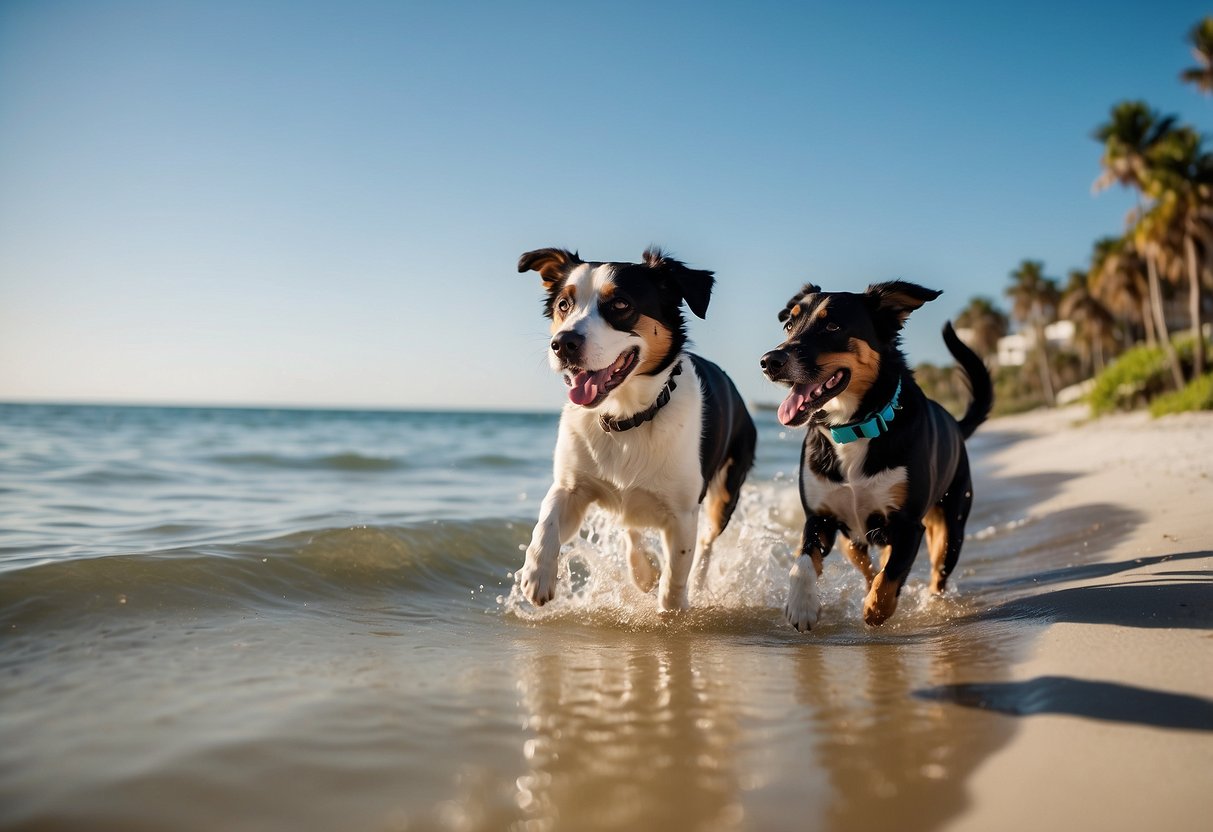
xmin=943 ymin=321 xmax=993 ymax=439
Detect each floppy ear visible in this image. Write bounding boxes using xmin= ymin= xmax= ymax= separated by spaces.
xmin=643 ymin=247 xmax=715 ymax=319
xmin=778 ymin=283 xmax=822 ymax=323
xmin=864 ymin=280 xmax=941 ymax=333
xmin=517 ymin=248 xmax=581 ymax=285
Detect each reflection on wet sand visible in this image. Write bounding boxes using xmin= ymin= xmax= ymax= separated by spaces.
xmin=513 ymin=635 xmax=745 ymax=831
xmin=785 ymin=630 xmax=1020 ymax=832
xmin=496 ymin=458 xmax=1150 ymax=832
xmin=508 ymin=608 xmax=1025 ymax=832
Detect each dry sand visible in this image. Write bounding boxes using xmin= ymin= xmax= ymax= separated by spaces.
xmin=944 ymin=406 xmax=1213 ymax=831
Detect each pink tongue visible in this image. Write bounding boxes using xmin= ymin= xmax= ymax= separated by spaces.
xmin=569 ymin=369 xmax=610 ymax=406
xmin=777 ymin=385 xmax=810 ymax=426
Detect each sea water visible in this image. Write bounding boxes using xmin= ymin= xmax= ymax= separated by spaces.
xmin=0 ymin=403 xmax=1125 ymax=831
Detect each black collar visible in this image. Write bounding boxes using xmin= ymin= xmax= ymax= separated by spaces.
xmin=600 ymin=361 xmax=682 ymax=433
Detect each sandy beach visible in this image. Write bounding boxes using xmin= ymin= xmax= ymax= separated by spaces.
xmin=943 ymin=406 xmax=1213 ymax=831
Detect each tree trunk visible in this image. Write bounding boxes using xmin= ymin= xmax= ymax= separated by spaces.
xmin=1141 ymin=299 xmax=1156 ymax=346
xmin=1034 ymin=321 xmax=1055 ymax=405
xmin=1147 ymin=252 xmax=1186 ymax=389
xmin=1185 ymin=233 xmax=1206 ymax=377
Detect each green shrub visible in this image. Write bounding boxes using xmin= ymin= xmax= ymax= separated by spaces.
xmin=1088 ymin=337 xmax=1208 ymax=415
xmin=1149 ymin=373 xmax=1213 ymax=417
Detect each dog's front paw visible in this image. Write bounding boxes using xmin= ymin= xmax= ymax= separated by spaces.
xmin=784 ymin=594 xmax=821 ymax=632
xmin=518 ymin=560 xmax=557 ymax=607
xmin=784 ymin=564 xmax=821 ymax=633
xmin=657 ymin=583 xmax=689 ymax=614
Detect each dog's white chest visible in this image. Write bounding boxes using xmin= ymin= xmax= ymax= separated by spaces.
xmin=802 ymin=440 xmax=907 ymax=537
xmin=554 ymin=360 xmax=706 ymax=519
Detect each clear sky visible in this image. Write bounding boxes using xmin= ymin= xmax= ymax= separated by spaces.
xmin=2 ymin=0 xmax=1210 ymax=411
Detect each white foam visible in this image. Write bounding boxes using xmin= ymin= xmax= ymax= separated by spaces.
xmin=499 ymin=481 xmax=976 ymax=633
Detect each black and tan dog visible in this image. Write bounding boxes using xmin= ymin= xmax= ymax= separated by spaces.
xmin=760 ymin=281 xmax=992 ymax=629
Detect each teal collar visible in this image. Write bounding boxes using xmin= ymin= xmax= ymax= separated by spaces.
xmin=828 ymin=379 xmax=902 ymax=444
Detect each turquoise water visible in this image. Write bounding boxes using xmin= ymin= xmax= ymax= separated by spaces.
xmin=0 ymin=403 xmax=1108 ymax=831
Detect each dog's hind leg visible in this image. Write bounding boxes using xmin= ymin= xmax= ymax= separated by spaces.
xmin=692 ymin=425 xmax=756 ymax=592
xmin=863 ymin=512 xmax=926 ymax=626
xmin=929 ymin=452 xmax=973 ymax=595
xmin=691 ymin=462 xmax=732 ymax=593
xmin=842 ymin=539 xmax=877 ymax=589
xmin=519 ymin=485 xmax=592 ymax=607
xmin=625 ymin=529 xmax=659 ymax=593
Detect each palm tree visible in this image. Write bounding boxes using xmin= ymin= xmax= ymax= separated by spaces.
xmin=1093 ymin=101 xmax=1185 ymax=388
xmin=954 ymin=297 xmax=1009 ymax=365
xmin=1090 ymin=235 xmax=1154 ymax=347
xmin=1132 ymin=202 xmax=1188 ymax=388
xmin=1060 ymin=269 xmax=1115 ymax=375
xmin=1006 ymin=260 xmax=1061 ymax=405
xmin=1093 ymin=101 xmax=1177 ymax=192
xmin=1181 ymin=17 xmax=1213 ymax=95
xmin=1143 ymin=125 xmax=1212 ymax=377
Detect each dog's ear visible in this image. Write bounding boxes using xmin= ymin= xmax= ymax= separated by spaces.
xmin=864 ymin=281 xmax=941 ymax=335
xmin=518 ymin=248 xmax=581 ymax=286
xmin=643 ymin=247 xmax=715 ymax=319
xmin=778 ymin=283 xmax=822 ymax=324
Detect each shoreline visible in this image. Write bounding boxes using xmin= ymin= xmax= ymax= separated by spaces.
xmin=945 ymin=405 xmax=1213 ymax=830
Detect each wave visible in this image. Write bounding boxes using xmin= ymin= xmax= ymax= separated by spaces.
xmin=0 ymin=478 xmax=1087 ymax=636
xmin=0 ymin=520 xmax=530 ymax=629
xmin=207 ymin=452 xmax=405 ymax=472
xmin=458 ymin=453 xmax=536 ymax=469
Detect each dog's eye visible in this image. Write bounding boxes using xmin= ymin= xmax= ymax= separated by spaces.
xmin=611 ymin=298 xmax=631 ymax=312
xmin=557 ymin=298 xmax=572 ymax=315
xmin=825 ymin=322 xmax=840 ymax=332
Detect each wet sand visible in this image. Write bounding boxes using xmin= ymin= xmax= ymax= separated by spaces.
xmin=937 ymin=407 xmax=1213 ymax=831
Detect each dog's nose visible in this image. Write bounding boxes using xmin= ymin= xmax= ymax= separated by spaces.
xmin=551 ymin=331 xmax=584 ymax=362
xmin=760 ymin=349 xmax=788 ymax=378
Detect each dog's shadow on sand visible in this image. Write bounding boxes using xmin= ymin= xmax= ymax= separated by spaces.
xmin=975 ymin=550 xmax=1213 ymax=630
xmin=914 ymin=675 xmax=1213 ymax=731
xmin=921 ymin=550 xmax=1213 ymax=732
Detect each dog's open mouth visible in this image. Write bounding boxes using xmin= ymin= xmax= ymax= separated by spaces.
xmin=564 ymin=347 xmax=640 ymax=407
xmin=777 ymin=369 xmax=849 ymax=426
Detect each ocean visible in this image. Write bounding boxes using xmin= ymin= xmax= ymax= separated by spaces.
xmin=0 ymin=403 xmax=1122 ymax=832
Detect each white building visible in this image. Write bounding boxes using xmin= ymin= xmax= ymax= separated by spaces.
xmin=993 ymin=321 xmax=1075 ymax=367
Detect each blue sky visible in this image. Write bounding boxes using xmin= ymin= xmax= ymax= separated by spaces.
xmin=1 ymin=0 xmax=1210 ymax=410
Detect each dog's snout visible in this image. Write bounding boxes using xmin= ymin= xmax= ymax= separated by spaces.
xmin=551 ymin=331 xmax=584 ymax=362
xmin=760 ymin=349 xmax=789 ymax=378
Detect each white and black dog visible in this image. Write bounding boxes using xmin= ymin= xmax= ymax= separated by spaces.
xmin=516 ymin=247 xmax=757 ymax=613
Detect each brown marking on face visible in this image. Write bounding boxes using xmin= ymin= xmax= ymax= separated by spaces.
xmin=843 ymin=540 xmax=877 ymax=588
xmin=790 ymin=303 xmax=802 ymax=319
xmin=830 ymin=338 xmax=881 ymax=414
xmin=863 ymin=571 xmax=901 ymax=625
xmin=924 ymin=505 xmax=950 ymax=594
xmin=599 ymin=281 xmax=616 ymax=299
xmin=811 ymin=297 xmax=831 ymax=321
xmin=635 ymin=314 xmax=674 ymax=374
